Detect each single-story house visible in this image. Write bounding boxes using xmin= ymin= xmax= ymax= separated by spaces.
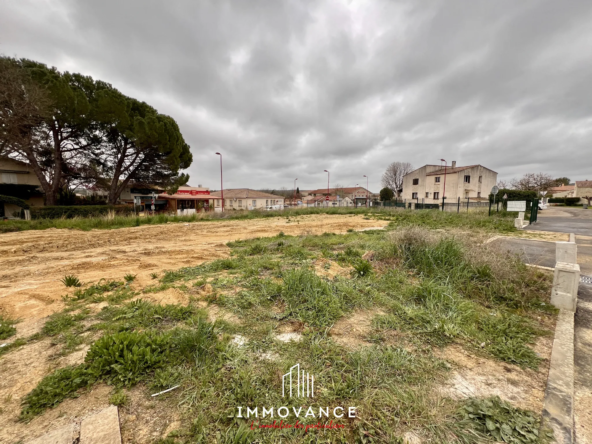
xmin=209 ymin=189 xmax=284 ymax=210
xmin=0 ymin=156 xmax=45 ymax=218
xmin=547 ymin=185 xmax=575 ymax=198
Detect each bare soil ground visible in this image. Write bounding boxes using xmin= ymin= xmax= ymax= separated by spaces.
xmin=0 ymin=214 xmax=386 ymax=443
xmin=0 ymin=214 xmax=386 ymax=324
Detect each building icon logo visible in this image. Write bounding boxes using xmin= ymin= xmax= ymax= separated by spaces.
xmin=282 ymin=364 xmax=314 ymax=398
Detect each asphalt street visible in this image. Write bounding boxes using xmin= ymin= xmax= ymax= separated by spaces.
xmin=495 ymin=207 xmax=592 ymax=276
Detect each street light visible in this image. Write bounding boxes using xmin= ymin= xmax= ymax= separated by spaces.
xmin=324 ymin=170 xmax=330 ymax=208
xmin=293 ymin=178 xmax=298 ymax=207
xmin=440 ymin=158 xmax=447 ymax=211
xmin=216 ymin=152 xmax=224 ymax=212
xmin=363 ymin=175 xmax=369 ymax=208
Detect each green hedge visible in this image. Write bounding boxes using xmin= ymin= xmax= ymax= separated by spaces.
xmin=488 ymin=189 xmax=537 ymax=203
xmin=0 ymin=194 xmax=30 ymax=210
xmin=30 ymin=205 xmax=134 ymax=220
xmin=548 ymin=197 xmax=581 ymax=206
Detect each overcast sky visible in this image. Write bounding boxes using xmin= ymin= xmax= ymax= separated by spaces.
xmin=1 ymin=0 xmax=591 ymax=191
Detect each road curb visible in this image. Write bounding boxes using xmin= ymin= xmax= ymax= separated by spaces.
xmin=541 ymin=310 xmax=575 ymax=443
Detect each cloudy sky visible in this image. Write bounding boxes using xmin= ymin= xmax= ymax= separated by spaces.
xmin=1 ymin=0 xmax=591 ymax=191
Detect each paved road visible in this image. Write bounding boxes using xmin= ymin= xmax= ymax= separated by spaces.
xmin=528 ymin=207 xmax=592 ymax=237
xmin=528 ymin=207 xmax=592 ymax=276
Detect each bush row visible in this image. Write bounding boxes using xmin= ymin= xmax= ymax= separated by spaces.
xmin=30 ymin=205 xmax=134 ymax=219
xmin=548 ymin=197 xmax=581 ymax=205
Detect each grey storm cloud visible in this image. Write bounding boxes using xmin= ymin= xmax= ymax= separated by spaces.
xmin=1 ymin=0 xmax=591 ymax=191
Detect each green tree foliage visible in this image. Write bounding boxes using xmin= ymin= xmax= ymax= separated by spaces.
xmin=554 ymin=177 xmax=570 ymax=186
xmin=90 ymin=87 xmax=192 ymax=203
xmin=0 ymin=57 xmax=192 ymax=205
xmin=380 ymin=187 xmax=394 ymax=201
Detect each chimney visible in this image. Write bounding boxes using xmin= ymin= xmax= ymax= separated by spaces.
xmin=451 ymin=161 xmax=456 ymax=168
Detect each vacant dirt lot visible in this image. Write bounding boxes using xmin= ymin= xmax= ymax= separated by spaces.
xmin=0 ymin=214 xmax=387 ymax=326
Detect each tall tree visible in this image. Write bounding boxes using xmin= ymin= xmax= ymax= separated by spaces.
xmin=1 ymin=57 xmax=94 ymax=205
xmin=89 ymin=88 xmax=192 ymax=204
xmin=554 ymin=177 xmax=570 ymax=186
xmin=1 ymin=57 xmax=192 ymax=205
xmin=0 ymin=58 xmax=50 ymax=157
xmin=382 ymin=162 xmax=413 ymax=197
xmin=510 ymin=173 xmax=555 ymax=192
xmin=379 ymin=187 xmax=394 ymax=201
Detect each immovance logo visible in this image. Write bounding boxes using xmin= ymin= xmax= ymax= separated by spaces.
xmin=282 ymin=363 xmax=314 ymax=398
xmin=235 ymin=363 xmax=357 ymax=432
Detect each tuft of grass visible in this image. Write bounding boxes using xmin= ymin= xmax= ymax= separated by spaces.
xmin=124 ymin=274 xmax=137 ymax=283
xmin=351 ymin=259 xmax=373 ymax=278
xmin=456 ymin=397 xmax=554 ymax=443
xmin=0 ymin=315 xmax=17 ymax=340
xmin=70 ymin=279 xmax=124 ymax=301
xmin=109 ymin=389 xmax=128 ymax=407
xmin=61 ymin=275 xmax=82 ymax=288
xmin=42 ymin=312 xmax=84 ymax=337
xmin=150 ymin=272 xmax=159 ymax=280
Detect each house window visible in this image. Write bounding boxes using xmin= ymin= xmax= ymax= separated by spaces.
xmin=252 ymin=200 xmax=256 ymax=207
xmin=425 ymin=192 xmax=429 ymax=198
xmin=477 ymin=192 xmax=481 ymax=198
xmin=412 ymin=192 xmax=418 ymax=199
xmin=412 ymin=178 xmax=419 ymax=185
xmin=464 ymin=175 xmax=471 ymax=183
xmin=266 ymin=199 xmax=269 ymax=206
xmin=238 ymin=200 xmax=242 ymax=207
xmin=434 ymin=192 xmax=440 ymax=200
xmin=0 ymin=173 xmax=18 ymax=184
xmin=479 ymin=176 xmax=482 ymax=183
xmin=435 ymin=177 xmax=441 ymax=183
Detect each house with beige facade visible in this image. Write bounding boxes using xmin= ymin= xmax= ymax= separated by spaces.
xmin=547 ymin=185 xmax=575 ymax=198
xmin=402 ymin=161 xmax=498 ymax=203
xmin=0 ymin=157 xmax=45 ymax=218
xmin=575 ymin=181 xmax=592 ymax=204
xmin=210 ymin=189 xmax=284 ymax=210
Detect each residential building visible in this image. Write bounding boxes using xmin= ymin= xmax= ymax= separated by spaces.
xmin=305 ymin=195 xmax=354 ymax=207
xmin=575 ymin=181 xmax=592 ymax=204
xmin=402 ymin=161 xmax=497 ymax=202
xmin=547 ymin=185 xmax=575 ymax=198
xmin=210 ymin=189 xmax=284 ymax=210
xmin=307 ymin=186 xmax=372 ymax=206
xmin=0 ymin=156 xmax=45 ymax=218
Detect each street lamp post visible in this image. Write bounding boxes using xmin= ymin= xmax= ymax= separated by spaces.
xmin=363 ymin=175 xmax=369 ymax=208
xmin=324 ymin=170 xmax=330 ymax=208
xmin=293 ymin=178 xmax=298 ymax=207
xmin=216 ymin=152 xmax=224 ymax=212
xmin=440 ymin=158 xmax=447 ymax=211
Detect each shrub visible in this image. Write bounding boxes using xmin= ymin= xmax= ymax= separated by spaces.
xmin=61 ymin=275 xmax=82 ymax=287
xmin=85 ymin=331 xmax=171 ymax=386
xmin=30 ymin=205 xmax=133 ymax=220
xmin=20 ymin=365 xmax=94 ymax=420
xmin=0 ymin=194 xmax=30 ymax=210
xmin=456 ymin=397 xmax=553 ymax=443
xmin=0 ymin=315 xmax=17 ymax=340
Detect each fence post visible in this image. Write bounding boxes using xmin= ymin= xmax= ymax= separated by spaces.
xmin=466 ymin=197 xmax=469 ymax=212
xmin=489 ymin=199 xmax=492 ymax=216
xmin=457 ymin=197 xmax=460 ymax=213
xmin=441 ymin=195 xmax=445 ymax=211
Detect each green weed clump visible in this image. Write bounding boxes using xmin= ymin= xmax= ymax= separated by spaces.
xmin=21 ymin=314 xmax=227 ymax=419
xmin=71 ymin=279 xmax=124 ymax=301
xmin=41 ymin=312 xmax=85 ymax=337
xmin=61 ymin=275 xmax=82 ymax=287
xmin=0 ymin=315 xmax=17 ymax=340
xmin=85 ymin=331 xmax=171 ymax=386
xmin=456 ymin=397 xmax=553 ymax=443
